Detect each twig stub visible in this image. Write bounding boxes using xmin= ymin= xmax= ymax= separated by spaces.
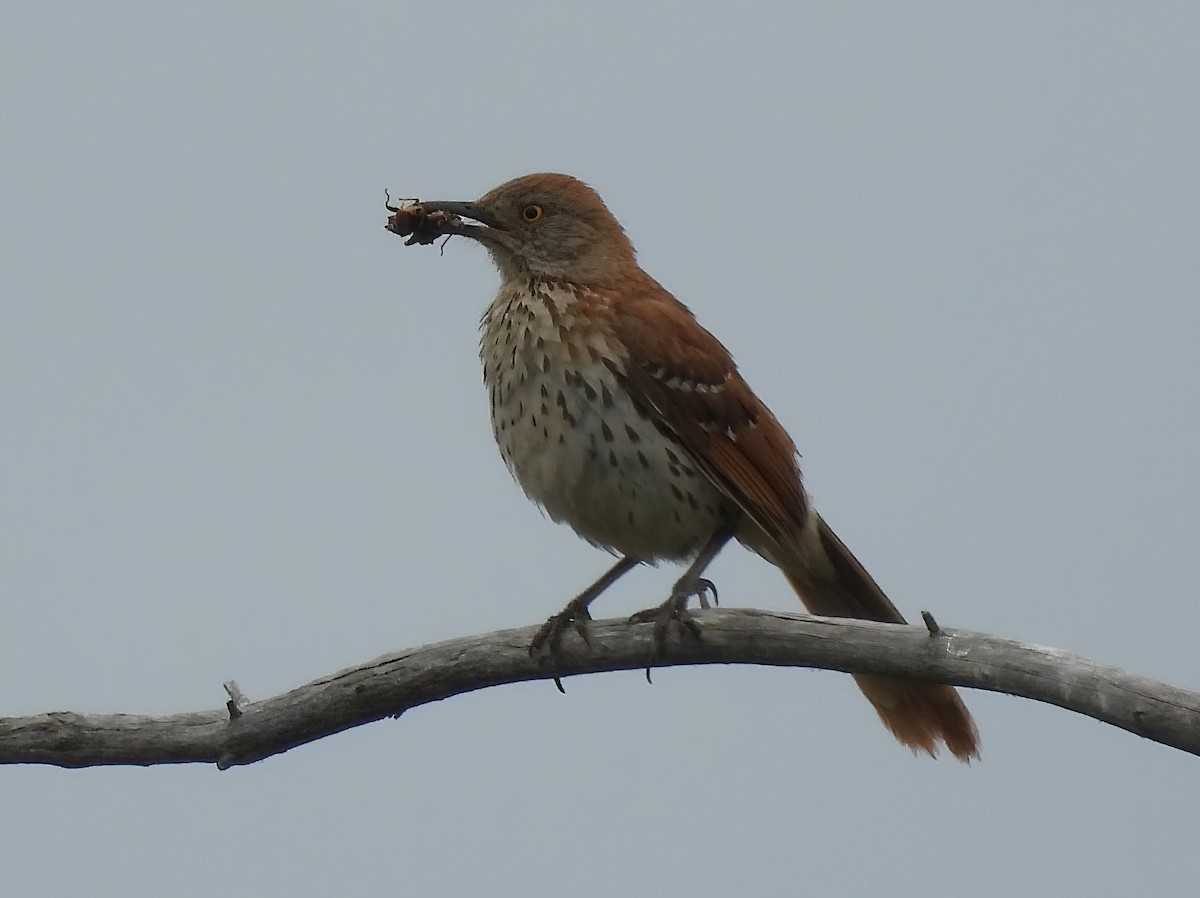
xmin=921 ymin=611 xmax=942 ymax=636
xmin=223 ymin=680 xmax=249 ymax=720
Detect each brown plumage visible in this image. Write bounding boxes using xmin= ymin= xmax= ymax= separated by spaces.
xmin=406 ymin=173 xmax=980 ymax=761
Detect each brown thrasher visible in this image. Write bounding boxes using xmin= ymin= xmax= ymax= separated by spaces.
xmin=389 ymin=173 xmax=979 ymax=761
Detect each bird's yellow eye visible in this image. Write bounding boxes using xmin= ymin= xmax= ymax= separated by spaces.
xmin=522 ymin=204 xmax=544 ymax=222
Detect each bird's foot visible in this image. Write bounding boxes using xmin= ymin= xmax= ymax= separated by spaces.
xmin=627 ymin=577 xmax=717 ymax=681
xmin=529 ymin=600 xmax=594 ymax=693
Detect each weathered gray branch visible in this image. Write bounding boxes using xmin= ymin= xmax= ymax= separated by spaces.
xmin=2 ymin=608 xmax=1197 ymax=768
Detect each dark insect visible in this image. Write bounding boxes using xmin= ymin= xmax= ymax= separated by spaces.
xmin=384 ymin=190 xmax=457 ymax=246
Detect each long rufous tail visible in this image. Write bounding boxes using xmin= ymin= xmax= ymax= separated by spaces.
xmin=777 ymin=514 xmax=980 ymax=762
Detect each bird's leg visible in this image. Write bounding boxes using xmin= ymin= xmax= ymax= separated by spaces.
xmin=628 ymin=526 xmax=733 ymax=677
xmin=531 ymin=555 xmax=642 ymax=691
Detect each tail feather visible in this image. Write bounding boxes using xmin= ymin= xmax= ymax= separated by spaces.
xmin=852 ymin=673 xmax=980 ymax=762
xmin=777 ymin=514 xmax=980 ymax=762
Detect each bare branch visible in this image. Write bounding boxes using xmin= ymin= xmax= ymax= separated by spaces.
xmin=2 ymin=609 xmax=1197 ymax=768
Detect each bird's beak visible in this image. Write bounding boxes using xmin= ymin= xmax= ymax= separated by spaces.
xmin=416 ymin=200 xmax=511 ymax=246
xmin=417 ymin=200 xmax=500 ymax=228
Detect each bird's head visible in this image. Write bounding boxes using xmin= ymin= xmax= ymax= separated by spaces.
xmin=415 ymin=173 xmax=638 ymax=285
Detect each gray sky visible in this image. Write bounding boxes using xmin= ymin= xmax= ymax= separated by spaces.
xmin=3 ymin=3 xmax=1198 ymax=895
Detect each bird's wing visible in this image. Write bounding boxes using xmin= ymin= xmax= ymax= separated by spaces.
xmin=603 ymin=282 xmax=808 ymax=545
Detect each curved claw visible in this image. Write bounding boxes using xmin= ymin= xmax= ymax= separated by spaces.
xmin=691 ymin=578 xmax=719 ymax=609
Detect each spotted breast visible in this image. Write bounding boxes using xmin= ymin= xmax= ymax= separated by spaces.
xmin=479 ymin=277 xmax=734 ymax=560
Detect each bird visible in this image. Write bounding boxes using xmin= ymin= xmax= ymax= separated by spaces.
xmin=389 ymin=173 xmax=980 ymax=761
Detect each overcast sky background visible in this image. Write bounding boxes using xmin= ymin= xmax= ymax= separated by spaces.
xmin=3 ymin=3 xmax=1198 ymax=896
